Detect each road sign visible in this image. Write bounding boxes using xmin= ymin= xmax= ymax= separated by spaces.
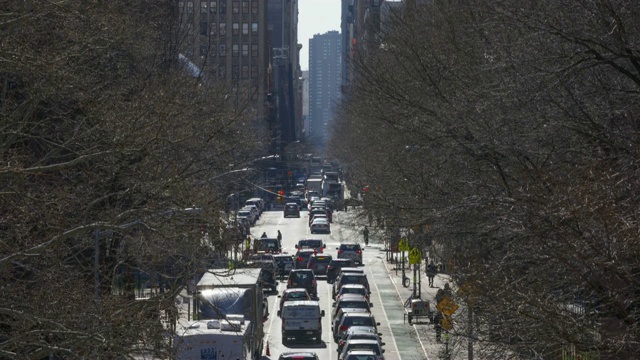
xmin=442 ymin=315 xmax=454 ymax=330
xmin=436 ymin=296 xmax=459 ymax=316
xmin=408 ymin=247 xmax=422 ymax=264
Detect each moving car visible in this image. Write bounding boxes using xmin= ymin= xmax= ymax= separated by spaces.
xmin=307 ymin=253 xmax=333 ymax=275
xmin=287 ymin=269 xmax=318 ymax=299
xmin=254 ymin=237 xmax=281 ymax=254
xmin=294 ymin=249 xmax=317 ymax=269
xmin=296 ymin=239 xmax=325 ymax=253
xmin=331 ymin=294 xmax=372 ymax=322
xmin=279 ymin=300 xmax=325 ymax=344
xmin=327 ymin=259 xmax=356 ymax=284
xmin=310 ymin=218 xmax=331 ymax=234
xmin=337 ymin=243 xmax=364 ymax=265
xmin=274 ymin=254 xmax=295 ymax=276
xmin=333 ymin=273 xmax=371 ymax=299
xmin=337 ymin=327 xmax=385 ymax=356
xmin=278 ymin=288 xmax=312 ymax=313
xmin=283 ymin=203 xmax=301 ymax=218
xmin=333 ymin=313 xmax=381 ymax=343
xmin=335 ymin=284 xmax=370 ymax=303
xmin=341 ymin=350 xmax=380 ymax=360
xmin=278 ymin=351 xmax=320 ymax=360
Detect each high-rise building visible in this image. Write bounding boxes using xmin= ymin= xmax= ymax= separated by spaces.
xmin=308 ymin=31 xmax=341 ymax=143
xmin=177 ymin=0 xmax=270 ymax=132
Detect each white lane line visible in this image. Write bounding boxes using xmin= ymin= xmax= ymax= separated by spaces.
xmin=370 ymin=265 xmax=401 ymax=359
xmin=327 ymin=279 xmax=336 ymax=360
xmin=385 ymin=263 xmax=430 ymax=360
xmin=265 ymin=284 xmax=281 ymax=353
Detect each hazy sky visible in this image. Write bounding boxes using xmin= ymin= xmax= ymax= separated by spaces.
xmin=298 ymin=0 xmax=342 ymax=71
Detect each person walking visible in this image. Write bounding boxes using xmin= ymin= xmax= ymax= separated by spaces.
xmin=261 ymin=231 xmax=267 ymax=238
xmin=426 ymin=261 xmax=438 ymax=287
xmin=433 ymin=311 xmax=443 ymax=342
xmin=277 ymin=230 xmax=282 ymax=248
xmin=363 ymin=226 xmax=370 ymax=246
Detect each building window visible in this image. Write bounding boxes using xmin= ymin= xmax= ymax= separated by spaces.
xmin=242 ymin=65 xmax=248 ymax=79
xmin=220 ymin=0 xmax=226 ymax=14
xmin=242 ymin=1 xmax=249 ymax=14
xmin=186 ymin=1 xmax=194 ymax=13
xmin=251 ymin=22 xmax=258 ymax=34
xmin=210 ymin=23 xmax=217 ymax=36
xmin=251 ymin=64 xmax=258 ymax=78
xmin=219 ymin=64 xmax=226 ymax=78
xmin=232 ymin=22 xmax=239 ymax=35
xmin=251 ymin=0 xmax=258 ymax=14
xmin=242 ymin=23 xmax=249 ymax=35
xmin=200 ymin=1 xmax=208 ymax=15
xmin=251 ymin=44 xmax=257 ymax=57
xmin=232 ymin=44 xmax=239 ymax=57
xmin=200 ymin=21 xmax=208 ymax=36
xmin=232 ymin=1 xmax=239 ymax=13
xmin=209 ymin=44 xmax=217 ymax=57
xmin=232 ymin=65 xmax=239 ymax=80
xmin=200 ymin=45 xmax=208 ymax=57
xmin=242 ymin=44 xmax=248 ymax=57
xmin=210 ymin=1 xmax=217 ymax=14
xmin=219 ymin=44 xmax=226 ymax=56
xmin=219 ymin=22 xmax=226 ymax=35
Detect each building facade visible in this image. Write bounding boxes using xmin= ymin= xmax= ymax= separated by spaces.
xmin=308 ymin=31 xmax=342 ymax=143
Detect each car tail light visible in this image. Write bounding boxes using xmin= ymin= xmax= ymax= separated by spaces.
xmin=312 ymin=279 xmax=317 ymax=287
xmin=287 ymin=279 xmax=291 ymax=286
xmin=340 ymin=325 xmax=348 ymax=331
xmin=297 ymin=257 xmax=302 ymax=262
xmin=339 ymin=340 xmax=345 ymax=346
xmin=357 ymin=250 xmax=362 ymax=254
xmin=337 ymin=250 xmax=341 ymax=255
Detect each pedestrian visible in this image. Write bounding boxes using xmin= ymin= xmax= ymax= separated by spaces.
xmin=363 ymin=226 xmax=369 ymax=246
xmin=261 ymin=231 xmax=267 ymax=238
xmin=433 ymin=311 xmax=443 ymax=342
xmin=426 ymin=261 xmax=438 ymax=287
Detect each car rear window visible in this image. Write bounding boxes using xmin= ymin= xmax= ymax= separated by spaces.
xmin=340 ymin=244 xmax=361 ymax=251
xmin=339 ymin=300 xmax=369 ymax=309
xmin=299 ymin=240 xmax=322 ymax=248
xmin=344 ymin=317 xmax=376 ymax=327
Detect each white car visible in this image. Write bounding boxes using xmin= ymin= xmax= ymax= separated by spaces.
xmin=310 ymin=218 xmax=330 ymax=234
xmin=341 ymin=350 xmax=380 ymax=360
xmin=338 ymin=340 xmax=385 ymax=360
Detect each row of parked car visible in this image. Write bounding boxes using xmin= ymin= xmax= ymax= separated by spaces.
xmin=235 ymin=197 xmax=267 ymax=228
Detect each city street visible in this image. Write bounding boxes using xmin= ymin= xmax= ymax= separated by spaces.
xmin=252 ymin=207 xmax=439 ymax=360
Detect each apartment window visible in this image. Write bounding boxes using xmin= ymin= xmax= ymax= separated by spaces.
xmin=232 ymin=1 xmax=239 ymax=13
xmin=219 ymin=44 xmax=226 ymax=56
xmin=232 ymin=65 xmax=239 ymax=80
xmin=219 ymin=64 xmax=226 ymax=78
xmin=242 ymin=44 xmax=248 ymax=57
xmin=200 ymin=1 xmax=207 ymax=14
xmin=251 ymin=64 xmax=258 ymax=79
xmin=242 ymin=65 xmax=249 ymax=79
xmin=209 ymin=23 xmax=217 ymax=36
xmin=200 ymin=21 xmax=208 ymax=36
xmin=186 ymin=1 xmax=194 ymax=13
xmin=232 ymin=44 xmax=239 ymax=57
xmin=219 ymin=22 xmax=226 ymax=35
xmin=220 ymin=0 xmax=226 ymax=14
xmin=209 ymin=1 xmax=217 ymax=14
xmin=251 ymin=0 xmax=258 ymax=14
xmin=251 ymin=44 xmax=257 ymax=57
xmin=200 ymin=45 xmax=207 ymax=57
xmin=251 ymin=22 xmax=258 ymax=34
xmin=242 ymin=1 xmax=249 ymax=14
xmin=209 ymin=44 xmax=217 ymax=57
xmin=179 ymin=1 xmax=184 ymax=12
xmin=242 ymin=23 xmax=249 ymax=36
xmin=232 ymin=22 xmax=239 ymax=35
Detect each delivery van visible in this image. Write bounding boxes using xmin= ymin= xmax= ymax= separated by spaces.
xmin=278 ymin=300 xmax=325 ymax=344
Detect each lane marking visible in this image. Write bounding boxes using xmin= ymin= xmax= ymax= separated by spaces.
xmin=371 ymin=271 xmax=401 ymax=359
xmin=385 ymin=261 xmax=430 ymax=360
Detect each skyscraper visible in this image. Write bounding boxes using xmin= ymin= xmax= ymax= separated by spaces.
xmin=308 ymin=31 xmax=341 ymax=143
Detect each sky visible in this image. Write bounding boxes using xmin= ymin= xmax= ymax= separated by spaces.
xmin=298 ymin=0 xmax=342 ymax=71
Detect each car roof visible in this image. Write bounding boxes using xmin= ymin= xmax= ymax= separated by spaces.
xmin=297 ymin=248 xmax=317 ymax=253
xmin=346 ymin=326 xmax=378 ymax=334
xmin=342 ymin=312 xmax=375 ymax=318
xmin=279 ymin=352 xmax=318 ymax=358
xmin=312 ymin=218 xmax=329 ymax=223
xmin=336 ymin=294 xmax=368 ymax=301
xmin=341 ymin=284 xmax=367 ymax=289
xmin=291 ymin=268 xmax=314 ymax=273
xmin=282 ymin=300 xmax=321 ymax=307
xmin=284 ymin=288 xmax=308 ymax=293
xmin=344 ymin=339 xmax=380 ymax=345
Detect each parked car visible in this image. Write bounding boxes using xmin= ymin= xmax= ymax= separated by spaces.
xmin=310 ymin=218 xmax=331 ymax=234
xmin=335 ymin=284 xmax=370 ymax=303
xmin=333 ymin=313 xmax=380 ymax=343
xmin=337 ymin=243 xmax=364 ymax=265
xmin=278 ymin=288 xmax=311 ymax=313
xmin=341 ymin=350 xmax=380 ymax=360
xmin=337 ymin=328 xmax=385 ymax=355
xmin=307 ymin=253 xmax=333 ymax=275
xmin=327 ymin=259 xmax=356 ymax=284
xmin=333 ymin=273 xmax=370 ymax=299
xmin=287 ymin=269 xmax=318 ymax=299
xmin=237 ymin=209 xmax=256 ymax=225
xmin=332 ymin=307 xmax=371 ymax=334
xmin=331 ymin=294 xmax=372 ymax=323
xmin=283 ymin=203 xmax=301 ymax=218
xmin=254 ymin=237 xmax=281 ymax=254
xmin=308 ymin=207 xmax=329 ymax=223
xmin=338 ymin=340 xmax=385 ymax=360
xmin=309 ymin=213 xmax=328 ymax=226
xmin=294 ymin=249 xmax=317 ymax=269
xmin=296 ymin=239 xmax=325 ymax=253
xmin=278 ymin=353 xmax=319 ymax=360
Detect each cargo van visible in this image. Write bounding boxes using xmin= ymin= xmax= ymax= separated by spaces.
xmin=278 ymin=300 xmax=325 ymax=344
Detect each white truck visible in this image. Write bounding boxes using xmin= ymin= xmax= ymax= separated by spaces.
xmin=306 ymin=178 xmax=324 ymax=199
xmin=174 ymin=268 xmax=266 ymax=360
xmin=278 ymin=300 xmax=325 ymax=344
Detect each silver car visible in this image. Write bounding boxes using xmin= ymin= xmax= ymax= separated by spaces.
xmin=336 ymin=243 xmax=363 ymax=265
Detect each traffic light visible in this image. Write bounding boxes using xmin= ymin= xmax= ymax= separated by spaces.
xmin=277 ymin=190 xmax=285 ymax=203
